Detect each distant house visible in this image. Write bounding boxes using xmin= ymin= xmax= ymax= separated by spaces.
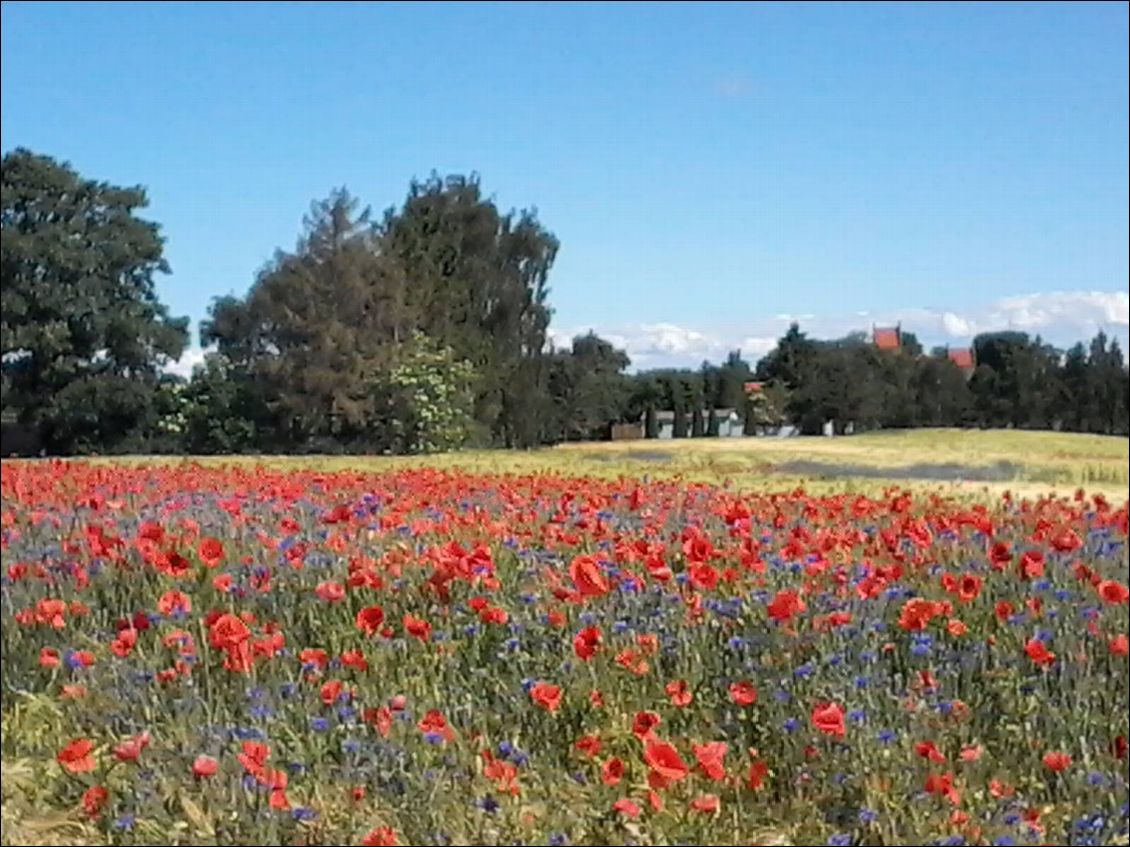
xmin=652 ymin=409 xmax=744 ymax=439
xmin=946 ymin=347 xmax=975 ymax=371
xmin=873 ymin=324 xmax=902 ymax=351
xmin=610 ymin=422 xmax=645 ymax=441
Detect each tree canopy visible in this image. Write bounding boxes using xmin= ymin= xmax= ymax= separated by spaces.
xmin=1 ymin=148 xmax=188 ymax=452
xmin=2 ymin=147 xmax=1126 ymax=457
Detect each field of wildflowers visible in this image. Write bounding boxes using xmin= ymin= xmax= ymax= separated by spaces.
xmin=1 ymin=459 xmax=1127 ymax=846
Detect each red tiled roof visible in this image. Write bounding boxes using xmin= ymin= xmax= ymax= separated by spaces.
xmin=948 ymin=348 xmax=974 ymax=369
xmin=873 ymin=328 xmax=900 ymax=350
xmin=743 ymin=381 xmax=763 ymax=394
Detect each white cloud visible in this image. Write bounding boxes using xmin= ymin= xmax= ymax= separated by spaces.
xmin=164 ymin=290 xmax=1128 ymax=378
xmin=552 ymin=289 xmax=1129 ymax=371
xmin=164 ymin=346 xmax=208 ymax=379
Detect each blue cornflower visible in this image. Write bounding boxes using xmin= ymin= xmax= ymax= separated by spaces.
xmin=911 ymin=633 xmax=933 ymax=657
xmin=794 ymin=663 xmax=815 ymax=678
xmin=479 ymin=796 xmax=500 ymax=813
xmin=774 ymin=688 xmax=791 ymax=702
xmin=114 ymin=815 xmax=135 ymax=831
xmin=827 ymin=834 xmax=852 ymax=846
xmin=849 ymin=709 xmax=866 ymax=725
xmin=877 ymin=728 xmax=897 ymax=744
xmin=342 ymin=738 xmax=361 ymax=755
xmin=859 ymin=808 xmax=878 ymax=823
xmin=854 ymin=675 xmax=870 ymax=689
xmin=1088 ymin=772 xmax=1106 ymax=787
xmin=424 ymin=732 xmax=444 ymax=745
xmin=783 ymin=718 xmax=799 ymax=733
xmin=292 ymin=807 xmax=318 ymax=822
xmin=310 ymin=717 xmax=330 ymax=732
xmin=548 ymin=834 xmax=568 ymax=846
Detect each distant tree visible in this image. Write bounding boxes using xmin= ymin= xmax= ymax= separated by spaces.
xmin=202 ymin=188 xmax=413 ymax=450
xmin=546 ymin=332 xmax=631 ymax=441
xmin=381 ymin=174 xmax=559 ymax=448
xmin=1 ymin=148 xmax=189 ymax=453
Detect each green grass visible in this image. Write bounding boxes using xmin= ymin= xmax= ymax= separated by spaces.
xmin=94 ymin=428 xmax=1129 ymax=502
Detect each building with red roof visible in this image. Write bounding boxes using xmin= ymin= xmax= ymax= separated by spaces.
xmin=947 ymin=347 xmax=975 ymax=370
xmin=872 ymin=325 xmax=901 ymax=351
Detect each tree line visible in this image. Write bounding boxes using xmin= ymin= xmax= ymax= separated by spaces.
xmin=2 ymin=148 xmax=1127 ymax=457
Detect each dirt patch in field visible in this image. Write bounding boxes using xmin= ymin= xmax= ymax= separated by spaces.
xmin=773 ymin=460 xmax=1024 ymax=483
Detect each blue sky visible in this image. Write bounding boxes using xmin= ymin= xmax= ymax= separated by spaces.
xmin=2 ymin=1 xmax=1127 ymax=371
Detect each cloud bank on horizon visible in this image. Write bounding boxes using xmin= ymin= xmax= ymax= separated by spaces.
xmin=166 ymin=289 xmax=1129 ymax=378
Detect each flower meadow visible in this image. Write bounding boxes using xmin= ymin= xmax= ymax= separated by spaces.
xmin=1 ymin=461 xmax=1128 ymax=847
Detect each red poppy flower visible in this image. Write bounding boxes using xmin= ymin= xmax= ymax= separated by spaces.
xmin=729 ymin=680 xmax=758 ymax=706
xmin=924 ymin=771 xmax=961 ymax=804
xmin=113 ymin=731 xmax=150 ymax=762
xmin=643 ymin=739 xmax=689 ymax=782
xmin=208 ymin=613 xmax=250 ymax=651
xmin=355 ymin=605 xmax=385 ymax=636
xmin=1025 ymin=638 xmax=1055 ymax=667
xmin=81 ymin=785 xmax=108 ymax=818
xmin=569 ymin=555 xmax=610 ymax=597
xmin=690 ymin=794 xmax=720 ymax=814
xmin=575 ymin=734 xmax=602 ymax=758
xmin=899 ymin=598 xmax=941 ymax=632
xmin=197 ymin=537 xmax=225 ymax=568
xmin=157 ymin=590 xmax=191 ymax=616
xmin=632 ymin=710 xmax=661 ymax=740
xmin=811 ymin=702 xmax=846 ymax=738
xmin=364 ymin=706 xmax=393 ymax=738
xmin=361 ymin=827 xmax=398 ymax=846
xmin=767 ymin=589 xmax=806 ymax=623
xmin=573 ymin=626 xmax=602 ymax=660
xmin=530 ymin=681 xmax=562 ymax=712
xmin=612 ymin=798 xmax=641 ymax=818
xmin=57 ymin=738 xmax=96 ymax=773
xmin=402 ymin=614 xmax=432 ymax=641
xmin=1098 ymin=580 xmax=1130 ymax=605
xmin=315 ymin=581 xmax=345 ymax=602
xmin=320 ymin=679 xmax=346 ymax=706
xmin=1042 ymin=751 xmax=1072 ymax=772
xmin=959 ymin=745 xmax=983 ymax=762
xmin=946 ymin=618 xmax=967 ymax=637
xmin=601 ymin=757 xmax=625 ymax=786
xmin=1018 ymin=550 xmax=1045 ymax=580
xmin=192 ymin=754 xmax=219 ymax=777
xmin=236 ymin=740 xmax=270 ymax=776
xmin=915 ymin=741 xmax=946 ymax=763
xmin=665 ymin=679 xmax=693 ymax=707
xmin=747 ymin=758 xmax=769 ymax=790
xmin=957 ymin=575 xmax=982 ymax=603
xmin=39 ymin=647 xmax=60 ymax=668
xmin=1110 ymin=634 xmax=1129 ymax=656
xmin=692 ymin=741 xmax=728 ymax=781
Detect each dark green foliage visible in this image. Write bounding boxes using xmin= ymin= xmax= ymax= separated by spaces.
xmin=1 ymin=149 xmax=188 ymax=453
xmin=5 ymin=147 xmax=1126 ymax=456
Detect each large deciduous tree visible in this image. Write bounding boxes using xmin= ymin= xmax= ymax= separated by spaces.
xmin=381 ymin=173 xmax=559 ymax=448
xmin=1 ymin=148 xmax=188 ymax=453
